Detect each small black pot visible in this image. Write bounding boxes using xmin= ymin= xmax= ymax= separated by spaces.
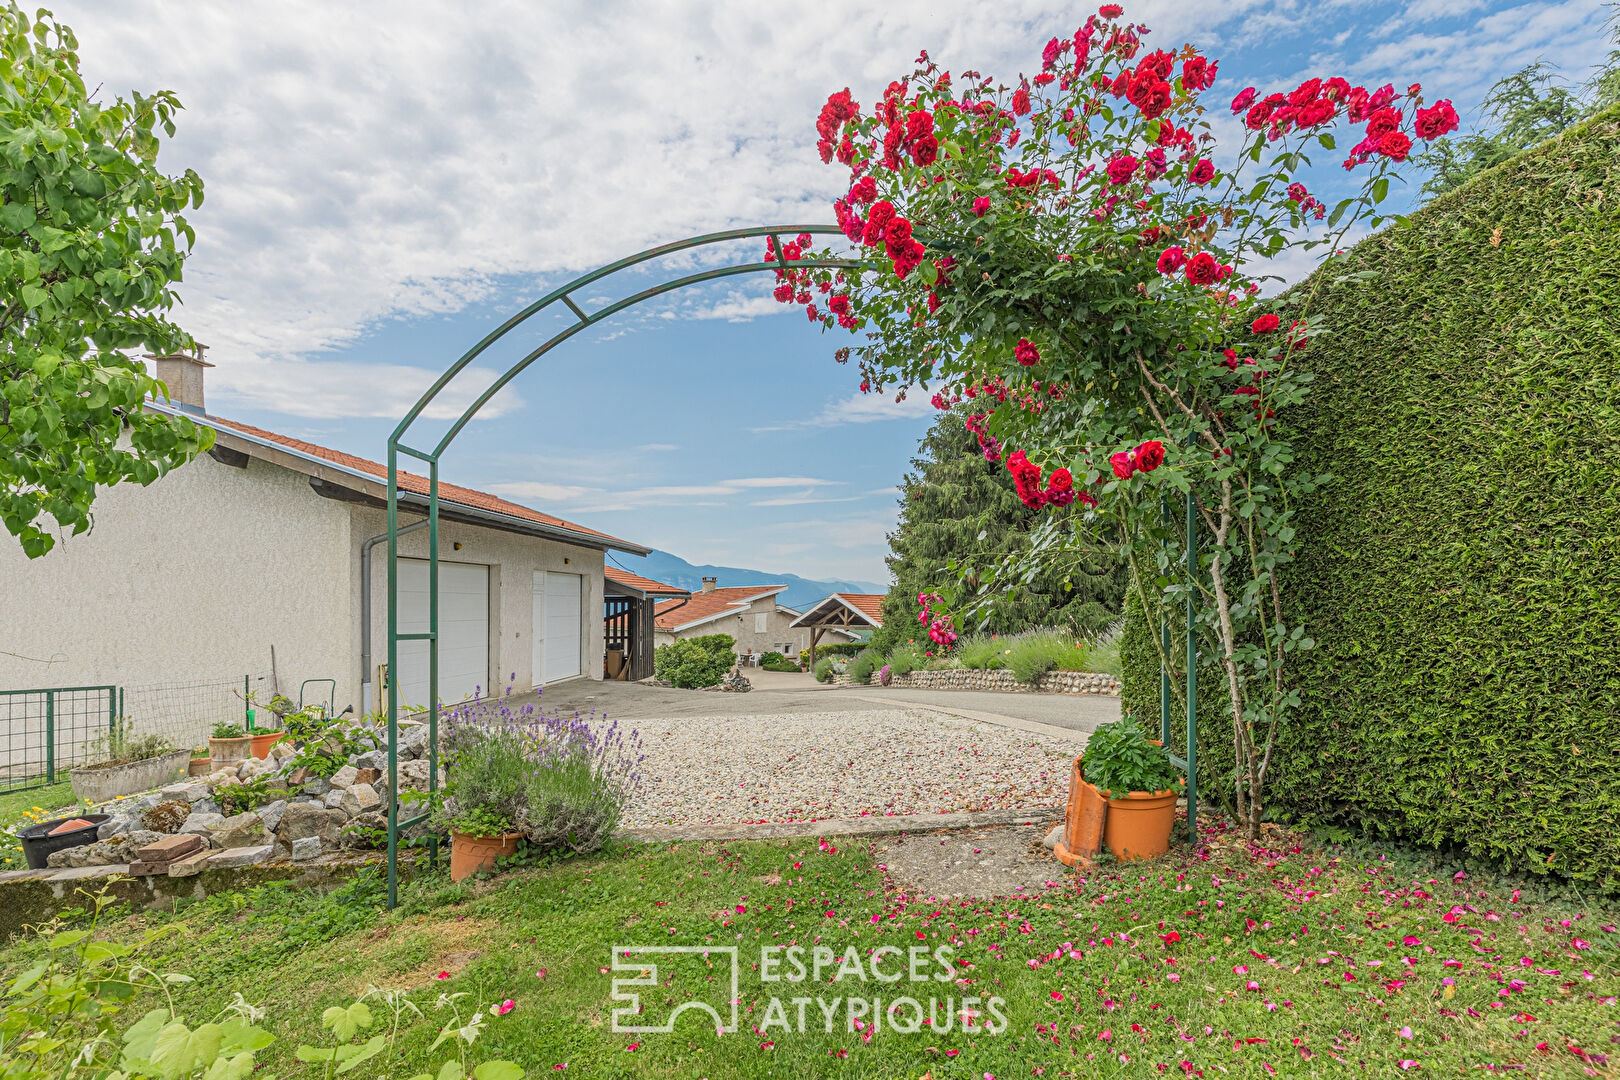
xmin=18 ymin=813 xmax=111 ymax=870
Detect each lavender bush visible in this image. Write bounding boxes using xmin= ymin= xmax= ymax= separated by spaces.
xmin=437 ymin=682 xmax=644 ymax=855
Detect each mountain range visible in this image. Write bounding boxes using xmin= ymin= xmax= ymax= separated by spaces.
xmin=607 ymin=550 xmax=887 ymax=611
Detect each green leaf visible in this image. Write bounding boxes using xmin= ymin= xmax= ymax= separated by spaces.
xmin=1371 ymin=177 xmax=1389 ymax=204
xmin=919 ymin=260 xmax=939 ymax=286
xmin=473 ymin=1062 xmax=525 ymax=1080
xmin=438 ymin=1060 xmax=466 ymax=1080
xmin=335 ymin=1034 xmax=388 ymax=1074
xmin=1316 ymin=132 xmax=1336 ymax=150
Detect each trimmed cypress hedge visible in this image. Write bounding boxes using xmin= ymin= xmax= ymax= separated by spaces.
xmin=1121 ymin=106 xmax=1620 ymax=888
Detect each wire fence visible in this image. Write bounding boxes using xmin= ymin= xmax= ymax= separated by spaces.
xmin=0 ymin=674 xmax=270 ymax=794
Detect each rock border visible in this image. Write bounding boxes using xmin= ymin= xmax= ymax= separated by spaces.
xmin=835 ymin=668 xmax=1119 ymax=695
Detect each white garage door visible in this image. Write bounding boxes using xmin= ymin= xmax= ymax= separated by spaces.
xmin=398 ymin=559 xmax=490 ymax=709
xmin=532 ymin=571 xmax=581 ymax=685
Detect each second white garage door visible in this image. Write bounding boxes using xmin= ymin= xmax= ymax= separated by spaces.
xmin=532 ymin=571 xmax=581 ymax=685
xmin=397 ymin=559 xmax=490 ymax=708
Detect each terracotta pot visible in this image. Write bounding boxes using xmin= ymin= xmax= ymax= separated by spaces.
xmin=449 ymin=831 xmax=524 ymax=882
xmin=1053 ymin=752 xmax=1107 ymax=868
xmin=249 ymin=731 xmax=287 ymax=759
xmin=1099 ymin=788 xmax=1177 ymax=862
xmin=189 ymin=756 xmax=212 ymax=777
xmin=207 ymin=735 xmax=254 ymax=766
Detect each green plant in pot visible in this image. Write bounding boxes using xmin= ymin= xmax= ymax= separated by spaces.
xmin=1081 ymin=718 xmax=1182 ymax=862
xmin=207 ymin=721 xmax=254 ymax=768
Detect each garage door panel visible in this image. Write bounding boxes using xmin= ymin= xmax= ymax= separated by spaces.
xmin=532 ymin=571 xmax=581 ymax=684
xmin=398 ymin=559 xmax=489 ymax=708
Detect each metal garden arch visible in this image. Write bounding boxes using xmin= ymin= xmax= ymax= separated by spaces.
xmin=380 ymin=224 xmax=1200 ymax=907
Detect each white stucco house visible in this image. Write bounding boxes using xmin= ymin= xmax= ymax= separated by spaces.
xmin=0 ymin=351 xmax=651 ymax=724
xmin=652 ymin=579 xmax=861 ymax=659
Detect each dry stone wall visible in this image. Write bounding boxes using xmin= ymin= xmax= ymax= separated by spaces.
xmin=835 ymin=669 xmax=1119 ymax=695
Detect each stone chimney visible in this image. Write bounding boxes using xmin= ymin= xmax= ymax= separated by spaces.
xmin=701 ymin=577 xmax=717 ymax=593
xmin=149 ymin=343 xmax=212 ymax=415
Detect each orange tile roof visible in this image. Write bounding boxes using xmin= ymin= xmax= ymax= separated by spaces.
xmin=839 ymin=593 xmax=887 ymax=625
xmin=198 ymin=412 xmax=642 ymax=551
xmin=604 ymin=566 xmax=689 ymax=596
xmin=653 ymin=585 xmax=786 ymax=630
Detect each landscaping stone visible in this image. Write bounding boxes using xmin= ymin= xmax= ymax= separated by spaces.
xmin=402 ymin=725 xmax=428 ymax=756
xmin=162 ymin=780 xmax=211 ymax=803
xmin=323 ymin=789 xmax=346 ymax=811
xmin=278 ymin=802 xmax=346 ymax=847
xmin=328 ymin=765 xmax=359 ymax=790
xmin=180 ymin=811 xmax=226 ymax=838
xmin=96 ymin=818 xmax=129 ymax=841
xmin=211 ymin=813 xmax=266 ymax=849
xmin=270 ymin=741 xmax=297 ymax=762
xmin=47 ymin=830 xmax=164 ymax=869
xmin=47 ymin=864 xmax=131 ymax=882
xmin=290 ymin=836 xmax=321 ymax=861
xmin=166 ymin=850 xmax=214 ymax=878
xmin=341 ymin=811 xmax=387 ymax=849
xmin=192 ymin=797 xmax=221 ymax=816
xmin=304 ymin=777 xmax=332 ymax=797
xmin=355 ymin=750 xmax=385 ymax=771
xmin=353 ymin=767 xmax=381 ymax=787
xmin=882 ymin=668 xmax=1121 ymax=696
xmin=140 ymin=800 xmax=191 ymax=834
xmin=338 ymin=783 xmax=380 ymax=817
xmin=257 ymin=799 xmax=288 ymax=834
xmin=205 ymin=845 xmax=272 ymax=869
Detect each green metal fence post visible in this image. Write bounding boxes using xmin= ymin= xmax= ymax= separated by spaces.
xmin=243 ymin=675 xmax=251 ymax=730
xmin=44 ymin=690 xmax=55 ymax=785
xmin=427 ymin=457 xmax=441 ymax=871
xmin=109 ymin=686 xmax=117 ymax=739
xmin=1159 ymin=495 xmax=1172 ymax=745
xmin=386 ymin=443 xmax=401 ymax=910
xmin=1185 ymin=487 xmax=1199 ymax=844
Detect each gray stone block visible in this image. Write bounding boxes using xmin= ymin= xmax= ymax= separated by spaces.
xmin=257 ymin=799 xmax=288 ymax=834
xmin=167 ymin=850 xmax=214 ymax=878
xmin=180 ymin=811 xmax=226 ymax=837
xmin=290 ymin=836 xmax=321 ymax=861
xmin=338 ymin=783 xmax=380 ymax=818
xmin=205 ymin=845 xmax=272 ymax=869
xmin=323 ymin=789 xmax=346 ymax=811
xmin=328 ymin=765 xmax=359 ymax=790
xmin=211 ymin=812 xmax=266 ymax=849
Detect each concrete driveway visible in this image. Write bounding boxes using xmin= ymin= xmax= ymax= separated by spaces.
xmin=531 ymin=668 xmax=1120 ymax=741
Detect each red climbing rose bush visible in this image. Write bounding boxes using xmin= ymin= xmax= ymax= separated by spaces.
xmin=778 ymin=5 xmax=1455 ymax=838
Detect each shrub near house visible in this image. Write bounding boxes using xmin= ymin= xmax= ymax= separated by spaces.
xmin=653 ymin=634 xmax=737 ymax=689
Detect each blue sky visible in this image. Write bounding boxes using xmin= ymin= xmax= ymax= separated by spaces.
xmin=59 ymin=0 xmax=1611 ymax=582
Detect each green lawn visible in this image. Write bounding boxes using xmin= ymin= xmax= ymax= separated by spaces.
xmin=0 ymin=780 xmax=82 ymax=871
xmin=5 ymin=816 xmax=1616 ymax=1077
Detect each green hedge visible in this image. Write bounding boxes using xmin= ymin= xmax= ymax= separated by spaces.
xmin=1121 ymin=107 xmax=1620 ymax=889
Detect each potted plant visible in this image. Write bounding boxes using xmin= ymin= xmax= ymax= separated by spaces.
xmin=1080 ymin=718 xmax=1183 ymax=862
xmin=207 ymin=722 xmax=254 ymax=767
xmin=248 ymin=714 xmax=286 ymax=759
xmin=188 ymin=745 xmax=211 ymax=777
xmin=68 ymin=720 xmax=187 ymax=802
xmin=445 ymin=804 xmax=524 ymax=882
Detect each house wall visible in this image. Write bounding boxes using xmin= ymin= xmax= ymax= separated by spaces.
xmin=0 ymin=452 xmax=354 ymax=755
xmin=653 ymin=595 xmax=849 ymax=658
xmin=349 ymin=505 xmax=605 ymax=711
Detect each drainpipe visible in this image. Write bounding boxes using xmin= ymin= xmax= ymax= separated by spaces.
xmin=360 ymin=518 xmax=427 ymax=714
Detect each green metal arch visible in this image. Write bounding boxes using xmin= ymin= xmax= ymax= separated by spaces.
xmin=381 ymin=225 xmax=863 ymax=906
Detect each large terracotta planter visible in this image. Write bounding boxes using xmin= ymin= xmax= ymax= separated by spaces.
xmin=207 ymin=735 xmax=254 ymax=767
xmin=189 ymin=756 xmax=212 ymax=777
xmin=249 ymin=731 xmax=286 ymax=759
xmin=1099 ymin=788 xmax=1177 ymax=861
xmin=449 ymin=831 xmax=524 ymax=882
xmin=1054 ymin=752 xmax=1107 ymax=867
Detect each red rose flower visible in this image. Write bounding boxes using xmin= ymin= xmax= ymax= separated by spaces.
xmin=972 ymin=196 xmax=991 ymax=217
xmin=1106 ymin=154 xmax=1139 ymax=185
xmin=1014 ymin=338 xmax=1041 ymax=366
xmin=1184 ymin=251 xmax=1220 ymax=285
xmin=1099 ymin=3 xmax=1123 ymax=18
xmin=848 ymin=176 xmax=877 ymax=204
xmin=911 ymin=135 xmax=939 ymax=167
xmin=1365 ymin=107 xmax=1401 ymax=140
xmin=1286 ymin=182 xmax=1308 ymax=203
xmin=772 ymin=283 xmax=794 ymax=303
xmin=1250 ymin=313 xmax=1280 ymax=334
xmin=1134 ymin=440 xmax=1165 ymax=472
xmin=828 ymin=294 xmax=851 ymax=316
xmin=1189 ymin=158 xmax=1214 ymax=185
xmin=1378 ymin=131 xmax=1412 ymax=162
xmin=905 ymin=110 xmax=934 ymax=142
xmin=1156 ymin=246 xmax=1186 ymax=274
xmin=1047 ymin=467 xmax=1073 ymax=494
xmin=1110 ymin=451 xmax=1137 ymax=480
xmin=1230 ymin=86 xmax=1257 ymax=114
xmin=1182 ymin=56 xmax=1214 ymax=92
xmin=1012 ymin=87 xmax=1031 ymax=116
xmin=1414 ymin=99 xmax=1458 ymax=140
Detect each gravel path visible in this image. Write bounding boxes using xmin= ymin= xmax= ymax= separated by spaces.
xmin=619 ymin=707 xmax=1074 ymax=830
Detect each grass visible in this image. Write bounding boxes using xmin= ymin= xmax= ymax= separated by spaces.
xmin=6 ymin=817 xmax=1617 ymax=1077
xmin=1 ymin=780 xmax=83 ymax=871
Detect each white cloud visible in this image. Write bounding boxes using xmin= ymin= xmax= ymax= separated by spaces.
xmin=636 ymin=443 xmax=680 ymax=453
xmin=482 ymin=480 xmax=592 ymax=501
xmin=202 ymin=355 xmax=525 ymax=421
xmin=749 ymin=493 xmax=863 ymax=507
xmin=488 ymin=473 xmax=846 ymax=512
xmin=54 ymin=0 xmax=1262 ymax=419
xmin=751 ymin=388 xmax=937 ymax=432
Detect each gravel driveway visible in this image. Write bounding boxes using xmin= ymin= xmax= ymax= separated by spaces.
xmin=617 ymin=707 xmax=1074 ymax=830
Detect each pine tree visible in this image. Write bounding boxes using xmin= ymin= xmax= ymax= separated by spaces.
xmin=868 ymin=409 xmax=1123 ymax=656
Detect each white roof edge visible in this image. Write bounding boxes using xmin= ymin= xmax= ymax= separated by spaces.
xmin=789 ymin=592 xmax=883 ymax=629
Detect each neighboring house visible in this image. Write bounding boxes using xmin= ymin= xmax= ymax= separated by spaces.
xmin=790 ymin=593 xmax=885 ymax=666
xmin=0 ymin=351 xmax=652 ymax=721
xmin=652 ymin=578 xmax=860 ymax=659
